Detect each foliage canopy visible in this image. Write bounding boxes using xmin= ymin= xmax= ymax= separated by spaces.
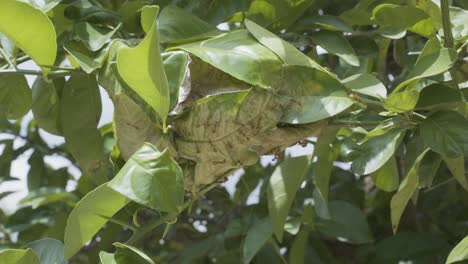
xmin=0 ymin=0 xmax=467 ymax=263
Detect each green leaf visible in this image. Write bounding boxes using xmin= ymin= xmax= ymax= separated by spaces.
xmin=107 ymin=143 xmax=184 ymax=213
xmin=395 ymin=48 xmax=458 ymax=92
xmin=158 ymin=5 xmax=221 ymax=44
xmin=0 ymin=74 xmax=31 ymax=119
xmin=244 ymin=19 xmax=325 ymax=70
xmin=267 ymin=156 xmax=309 ymax=242
xmin=416 ymin=84 xmax=464 ymax=110
xmin=99 ymin=251 xmax=117 ymax=264
xmin=0 ymin=249 xmax=39 ymax=264
xmin=64 ymin=40 xmax=110 ymax=74
xmin=74 ymin=22 xmax=120 ymax=52
xmin=171 ymin=30 xmax=282 ymax=88
xmin=292 ymin=15 xmax=353 ymax=32
xmin=113 ymin=94 xmax=165 ymax=161
xmin=342 ymin=73 xmax=387 ymax=98
xmin=371 ymin=4 xmax=428 ymax=29
xmin=117 ymin=6 xmax=170 ymax=132
xmin=242 ymin=0 xmax=314 ymax=31
xmin=444 ymin=156 xmax=468 ymax=191
xmin=384 ymin=90 xmax=419 ymax=113
xmin=417 ymin=151 xmax=442 ymax=188
xmin=0 ymin=0 xmax=57 ymax=75
xmin=25 ymin=238 xmax=66 ymax=264
xmin=100 ymin=243 xmax=155 ymax=264
xmin=289 ymin=229 xmax=309 ymax=264
xmin=19 ymin=0 xmax=63 ymax=12
xmin=281 ymin=95 xmax=354 ymax=124
xmin=351 ymin=128 xmax=406 ymax=175
xmin=310 ymin=31 xmax=360 ymax=66
xmin=162 ymin=51 xmax=189 ymax=109
xmin=243 ymin=217 xmax=272 ymax=264
xmin=61 ymin=74 xmax=107 ymax=178
xmin=64 ymin=184 xmax=129 ymax=259
xmin=371 ymin=157 xmax=399 ymax=192
xmin=378 ymin=26 xmax=407 ymax=39
xmin=340 ymin=0 xmax=374 ymax=25
xmin=370 ymin=232 xmax=450 ymax=264
xmin=390 ymin=149 xmax=430 ymax=233
xmin=113 ymin=243 xmax=155 ymax=264
xmin=20 ymin=187 xmax=77 ymax=209
xmin=420 ymin=111 xmax=468 ymax=158
xmin=315 ymin=201 xmax=373 ymax=244
xmin=279 ymin=66 xmax=354 ymax=124
xmin=446 ymin=235 xmax=468 ymax=264
xmin=450 ymin=6 xmax=468 ymax=42
xmin=31 ymin=77 xmax=62 ymax=135
xmin=312 ymin=126 xmax=340 ymax=204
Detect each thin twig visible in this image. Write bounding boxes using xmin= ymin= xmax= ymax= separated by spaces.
xmin=0 ymin=47 xmax=15 ymax=69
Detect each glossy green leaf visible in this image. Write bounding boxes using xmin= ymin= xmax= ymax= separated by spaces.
xmin=64 ymin=184 xmax=129 ymax=259
xmin=113 ymin=243 xmax=155 ymax=264
xmin=61 ymin=74 xmax=107 ymax=178
xmin=171 ymin=30 xmax=282 ymax=88
xmin=19 ymin=0 xmax=62 ymax=12
xmin=0 ymin=0 xmax=56 ymax=75
xmin=384 ymin=90 xmax=419 ymax=113
xmin=312 ymin=126 xmax=340 ymax=204
xmin=378 ymin=26 xmax=407 ymax=39
xmin=31 ymin=77 xmax=62 ymax=135
xmin=416 ymin=83 xmax=464 ymax=110
xmin=25 ymin=238 xmax=67 ymax=264
xmin=315 ymin=201 xmax=373 ymax=244
xmin=450 ymin=6 xmax=468 ymax=42
xmin=446 ymin=235 xmax=468 ymax=264
xmin=311 ymin=31 xmax=360 ymax=66
xmin=117 ymin=6 xmax=170 ymax=132
xmin=408 ymin=0 xmax=441 ymax=37
xmin=158 ymin=5 xmax=221 ymax=44
xmin=279 ymin=66 xmax=354 ymax=124
xmin=243 ymin=0 xmax=313 ymax=31
xmin=391 ymin=149 xmax=431 ymax=233
xmin=243 ymin=217 xmax=272 ymax=264
xmin=371 ymin=4 xmax=428 ymax=29
xmin=0 ymin=74 xmax=31 ymax=119
xmin=64 ymin=40 xmax=110 ymax=74
xmin=371 ymin=157 xmax=399 ymax=192
xmin=245 ymin=19 xmax=324 ymax=70
xmin=74 ymin=22 xmax=120 ymax=51
xmin=395 ymin=48 xmax=458 ymax=92
xmin=267 ymin=156 xmax=309 ymax=242
xmin=281 ymin=95 xmax=354 ymax=124
xmin=0 ymin=249 xmax=39 ymax=264
xmin=107 ymin=143 xmax=184 ymax=213
xmin=100 ymin=243 xmax=155 ymax=264
xmin=420 ymin=111 xmax=468 ymax=158
xmin=444 ymin=156 xmax=468 ymax=191
xmin=351 ymin=128 xmax=406 ymax=175
xmin=99 ymin=251 xmax=117 ymax=264
xmin=161 ymin=51 xmax=189 ymax=109
xmin=342 ymin=73 xmax=387 ymax=98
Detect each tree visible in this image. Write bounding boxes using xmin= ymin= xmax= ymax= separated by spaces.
xmin=0 ymin=0 xmax=467 ymax=263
